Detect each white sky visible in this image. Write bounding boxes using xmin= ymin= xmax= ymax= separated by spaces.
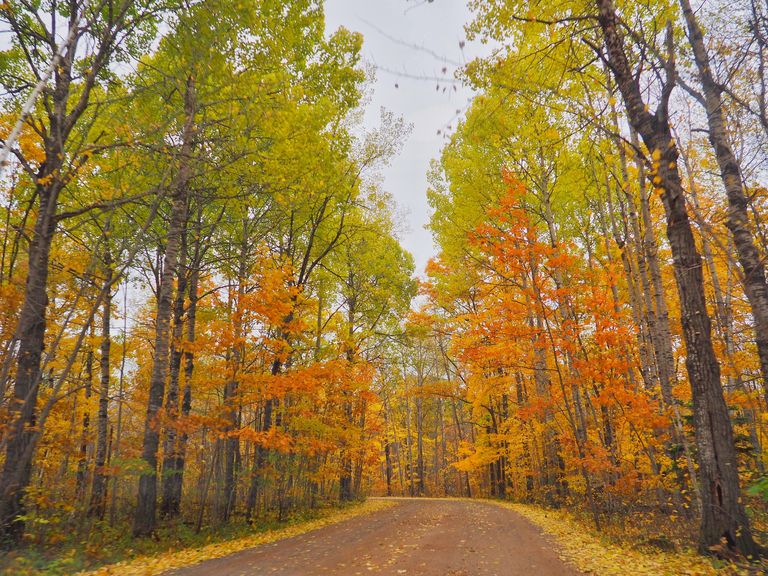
xmin=324 ymin=0 xmax=488 ymax=276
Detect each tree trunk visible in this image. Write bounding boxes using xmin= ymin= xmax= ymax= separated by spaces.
xmin=90 ymin=253 xmax=112 ymax=518
xmin=339 ymin=289 xmax=356 ymax=502
xmin=76 ymin=326 xmax=94 ymax=503
xmin=416 ymin=394 xmax=425 ymax=497
xmin=352 ymin=403 xmax=366 ymax=497
xmin=160 ymin=227 xmax=187 ymax=518
xmin=681 ymin=0 xmax=768 ymax=409
xmin=384 ymin=437 xmax=393 ymax=497
xmin=109 ymin=282 xmax=129 ymax=525
xmin=339 ymin=401 xmax=354 ymax=501
xmin=405 ymin=380 xmax=415 ymax=497
xmin=596 ymin=0 xmax=759 ymax=556
xmin=245 ymin=361 xmax=278 ymax=523
xmin=0 ymin=177 xmax=60 ymax=546
xmin=221 ymin=234 xmax=249 ymax=521
xmin=634 ymin=129 xmax=701 ymax=508
xmin=221 ymin=374 xmax=240 ymax=522
xmin=133 ymin=77 xmax=196 ymax=537
xmin=164 ymin=204 xmax=201 ymax=517
xmin=634 ymin=129 xmax=678 ymax=408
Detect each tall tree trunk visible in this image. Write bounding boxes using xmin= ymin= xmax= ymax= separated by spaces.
xmin=415 ymin=394 xmax=425 ymax=497
xmin=164 ymin=203 xmax=201 ymax=517
xmin=384 ymin=435 xmax=393 ymax=497
xmin=596 ymin=0 xmax=759 ymax=556
xmin=221 ymin=233 xmax=249 ymax=521
xmin=405 ymin=377 xmax=415 ymax=497
xmin=133 ymin=77 xmax=196 ymax=537
xmin=221 ymin=365 xmax=240 ymax=522
xmin=339 ymin=285 xmax=356 ymax=502
xmin=681 ymin=0 xmax=768 ymax=408
xmin=0 ymin=177 xmax=60 ymax=546
xmin=90 ymin=253 xmax=112 ymax=518
xmin=76 ymin=327 xmax=94 ymax=503
xmin=339 ymin=410 xmax=354 ymax=500
xmin=109 ymin=281 xmax=129 ymax=525
xmin=686 ymin=164 xmax=766 ymax=476
xmin=245 ymin=361 xmax=278 ymax=523
xmin=634 ymin=129 xmax=701 ymax=509
xmin=352 ymin=402 xmax=366 ymax=497
xmin=634 ymin=129 xmax=678 ymax=408
xmin=160 ymin=227 xmax=188 ymax=518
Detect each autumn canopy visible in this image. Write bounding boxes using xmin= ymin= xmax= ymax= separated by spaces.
xmin=0 ymin=0 xmax=768 ymax=572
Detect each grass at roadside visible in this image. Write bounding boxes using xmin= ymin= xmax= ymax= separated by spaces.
xmin=493 ymin=501 xmax=761 ymax=576
xmin=0 ymin=499 xmax=394 ymax=576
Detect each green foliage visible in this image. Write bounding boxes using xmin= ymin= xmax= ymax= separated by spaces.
xmin=747 ymin=477 xmax=768 ymax=502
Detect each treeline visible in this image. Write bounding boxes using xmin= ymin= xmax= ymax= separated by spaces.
xmin=374 ymin=0 xmax=768 ymax=559
xmin=0 ymin=0 xmax=415 ymax=549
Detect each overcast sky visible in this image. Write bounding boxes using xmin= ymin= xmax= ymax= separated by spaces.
xmin=324 ymin=1 xmax=488 ymax=276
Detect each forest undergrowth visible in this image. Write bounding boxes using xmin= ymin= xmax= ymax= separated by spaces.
xmin=0 ymin=500 xmax=386 ymax=576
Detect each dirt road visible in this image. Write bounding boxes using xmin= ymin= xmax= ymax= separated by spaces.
xmin=168 ymin=498 xmax=581 ymax=576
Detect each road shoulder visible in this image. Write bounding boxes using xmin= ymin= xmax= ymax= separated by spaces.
xmin=492 ymin=501 xmax=723 ymax=575
xmin=76 ymin=500 xmax=395 ymax=576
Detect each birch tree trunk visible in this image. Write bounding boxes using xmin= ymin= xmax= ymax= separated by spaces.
xmin=680 ymin=0 xmax=768 ymax=408
xmin=90 ymin=253 xmax=112 ymax=518
xmin=596 ymin=0 xmax=759 ymax=556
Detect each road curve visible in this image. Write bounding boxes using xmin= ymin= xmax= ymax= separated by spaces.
xmin=167 ymin=498 xmax=581 ymax=576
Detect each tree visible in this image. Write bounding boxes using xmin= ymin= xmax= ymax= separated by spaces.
xmin=0 ymin=0 xmax=164 ymax=546
xmin=678 ymin=0 xmax=768 ymax=409
xmin=133 ymin=75 xmax=196 ymax=537
xmin=594 ymin=0 xmax=758 ymax=555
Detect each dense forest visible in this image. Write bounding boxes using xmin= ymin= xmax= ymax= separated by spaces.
xmin=0 ymin=0 xmax=415 ymax=550
xmin=1 ymin=0 xmax=768 ymax=573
